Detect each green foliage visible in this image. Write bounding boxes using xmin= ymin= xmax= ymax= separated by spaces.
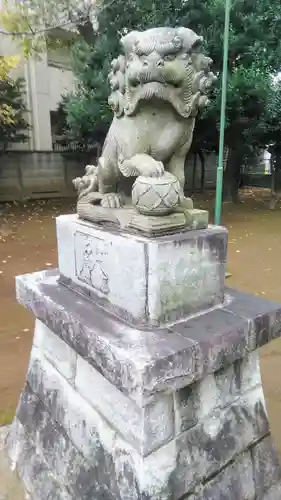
xmin=58 ymin=0 xmax=281 ymax=153
xmin=0 ymin=76 xmax=29 ymax=151
xmin=60 ymin=36 xmax=112 ymax=144
xmin=254 ymin=80 xmax=281 ymax=159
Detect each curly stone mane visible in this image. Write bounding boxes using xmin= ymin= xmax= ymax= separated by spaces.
xmin=107 ymin=27 xmax=215 ymax=119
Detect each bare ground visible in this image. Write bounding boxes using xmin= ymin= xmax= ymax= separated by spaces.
xmin=1 ymin=189 xmax=281 ymax=454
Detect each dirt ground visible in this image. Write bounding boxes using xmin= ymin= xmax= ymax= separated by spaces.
xmin=1 ymin=189 xmax=281 ymax=453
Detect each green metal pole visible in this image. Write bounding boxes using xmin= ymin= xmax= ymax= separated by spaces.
xmin=214 ymin=0 xmax=231 ymax=225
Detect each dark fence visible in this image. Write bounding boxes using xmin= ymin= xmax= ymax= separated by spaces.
xmin=0 ymin=148 xmax=272 ymax=202
xmin=0 ymin=150 xmax=99 ymax=202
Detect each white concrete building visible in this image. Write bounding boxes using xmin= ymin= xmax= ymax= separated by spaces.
xmin=0 ymin=26 xmax=76 ymax=150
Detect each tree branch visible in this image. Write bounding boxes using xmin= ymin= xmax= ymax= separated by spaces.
xmin=0 ymin=20 xmax=78 ymax=36
xmin=77 ymin=19 xmax=97 ymax=45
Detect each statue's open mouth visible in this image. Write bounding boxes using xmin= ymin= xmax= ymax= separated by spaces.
xmin=131 ymin=79 xmax=181 ymax=89
xmin=125 ymin=82 xmax=193 ymax=118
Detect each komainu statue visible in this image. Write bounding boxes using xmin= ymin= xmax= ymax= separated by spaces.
xmin=73 ymin=27 xmax=216 ymax=233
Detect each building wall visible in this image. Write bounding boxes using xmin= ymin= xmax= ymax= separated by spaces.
xmin=0 ymin=151 xmax=86 ymax=201
xmin=48 ymin=65 xmax=75 ymax=112
xmin=0 ymin=151 xmax=216 ymax=202
xmin=0 ymin=24 xmax=76 ymax=151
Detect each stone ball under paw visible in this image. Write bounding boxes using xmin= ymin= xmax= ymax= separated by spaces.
xmin=132 ymin=172 xmax=181 ymax=216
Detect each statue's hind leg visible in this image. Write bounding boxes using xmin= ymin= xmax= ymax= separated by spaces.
xmin=98 ymin=156 xmax=123 ymax=208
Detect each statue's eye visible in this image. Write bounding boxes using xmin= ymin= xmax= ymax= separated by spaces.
xmin=164 ymin=54 xmax=175 ymax=62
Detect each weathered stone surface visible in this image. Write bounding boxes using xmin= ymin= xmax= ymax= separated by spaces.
xmin=24 ymin=345 xmax=177 ymax=497
xmin=16 ymin=270 xmax=281 ymax=406
xmin=251 ymin=436 xmax=281 ymax=498
xmin=11 ymin=350 xmax=279 ymax=500
xmin=13 ymin=369 xmax=176 ymax=500
xmin=263 ymin=483 xmax=281 ymax=500
xmin=7 ymin=419 xmax=71 ymax=500
xmin=56 ymin=215 xmax=227 ymax=326
xmin=0 ymin=425 xmax=27 ymax=500
xmin=146 ymin=225 xmax=226 ymax=324
xmin=174 ymin=374 xmax=219 ymax=434
xmin=197 ymin=452 xmax=255 ymax=499
xmin=174 ymin=351 xmax=263 ymax=436
xmin=183 ymin=208 xmax=209 ymax=230
xmin=214 ymin=363 xmax=240 ymax=408
xmin=174 ymin=385 xmax=269 ymax=498
xmin=127 ymin=210 xmax=187 ymax=237
xmin=14 ymin=390 xmax=120 ymax=499
xmin=235 ymin=351 xmax=262 ymax=393
xmin=33 ymin=319 xmax=77 ymax=383
xmin=13 ymin=266 xmax=281 ymax=499
xmin=27 ymin=346 xmax=174 ymax=457
xmin=171 ymin=307 xmax=252 ymax=379
xmin=225 ymin=287 xmax=281 ymax=350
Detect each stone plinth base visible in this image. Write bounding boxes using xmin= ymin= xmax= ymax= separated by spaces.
xmin=6 ymin=270 xmax=281 ymax=499
xmin=0 ymin=426 xmax=27 ymax=499
xmin=56 ymin=215 xmax=227 ymax=327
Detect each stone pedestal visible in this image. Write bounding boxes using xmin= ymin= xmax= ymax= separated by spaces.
xmin=5 ymin=217 xmax=281 ymax=499
xmin=56 ymin=214 xmax=227 ymax=326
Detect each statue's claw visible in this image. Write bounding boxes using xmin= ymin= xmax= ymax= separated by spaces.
xmin=155 ymin=161 xmax=165 ymax=177
xmin=101 ymin=193 xmax=123 ymax=209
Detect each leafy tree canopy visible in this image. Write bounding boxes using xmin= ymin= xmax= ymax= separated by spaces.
xmin=0 ymin=59 xmax=29 ymax=151
xmin=2 ymin=0 xmax=281 ymax=198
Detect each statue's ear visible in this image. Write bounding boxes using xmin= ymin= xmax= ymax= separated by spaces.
xmin=176 ymin=27 xmax=203 ymax=52
xmin=121 ymin=31 xmax=140 ymax=56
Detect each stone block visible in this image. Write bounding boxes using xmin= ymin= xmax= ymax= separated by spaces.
xmin=10 ymin=266 xmax=281 ymax=499
xmin=251 ymin=436 xmax=281 ymax=498
xmin=263 ymin=483 xmax=281 ymax=500
xmin=75 ymin=354 xmax=174 ymax=455
xmin=27 ymin=346 xmax=174 ymax=457
xmin=174 ymin=385 xmax=269 ymax=498
xmin=225 ymin=287 xmax=281 ymax=350
xmin=15 ymin=389 xmax=116 ymax=499
xmin=174 ymin=354 xmax=257 ymax=437
xmin=56 ymin=214 xmax=227 ymax=326
xmin=171 ymin=307 xmax=252 ymax=379
xmin=197 ymin=452 xmax=255 ymax=499
xmin=15 ymin=270 xmax=281 ymax=405
xmin=174 ymin=374 xmax=219 ymax=434
xmin=184 ymin=208 xmax=209 ymax=230
xmin=0 ymin=425 xmax=27 ymax=500
xmin=214 ymin=363 xmax=240 ymax=408
xmin=33 ymin=319 xmax=77 ymax=383
xmin=7 ymin=419 xmax=71 ymax=500
xmin=235 ymin=351 xmax=262 ymax=394
xmin=15 ymin=366 xmax=177 ymax=500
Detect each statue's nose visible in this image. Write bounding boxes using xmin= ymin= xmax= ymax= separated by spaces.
xmin=143 ymin=58 xmax=164 ymax=69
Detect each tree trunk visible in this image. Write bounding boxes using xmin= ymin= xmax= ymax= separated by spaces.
xmin=223 ymin=147 xmax=243 ymax=203
xmin=198 ymin=149 xmax=205 ymax=192
xmin=269 ymin=152 xmax=281 ymax=210
xmin=191 ymin=152 xmax=197 ymax=193
xmin=77 ymin=19 xmax=97 ymax=45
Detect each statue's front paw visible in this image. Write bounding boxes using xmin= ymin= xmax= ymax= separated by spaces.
xmin=142 ymin=160 xmax=165 ymax=178
xmin=101 ymin=193 xmax=123 ymax=209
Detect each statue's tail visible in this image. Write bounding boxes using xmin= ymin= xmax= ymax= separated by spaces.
xmin=77 ymin=194 xmax=120 ymax=226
